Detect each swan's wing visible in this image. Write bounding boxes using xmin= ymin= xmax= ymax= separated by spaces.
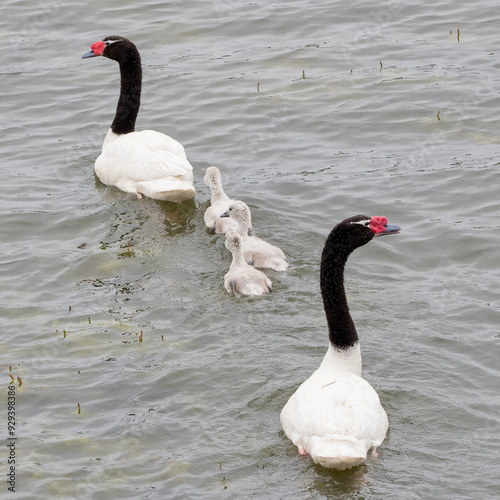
xmin=96 ymin=130 xmax=193 ymax=187
xmin=281 ymin=374 xmax=388 ymax=449
xmin=242 ymin=236 xmax=288 ymax=271
xmin=134 ymin=130 xmax=188 ymax=157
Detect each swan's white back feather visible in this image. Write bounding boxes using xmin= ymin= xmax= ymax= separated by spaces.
xmin=224 ymin=269 xmax=271 ymax=296
xmin=280 ymin=344 xmax=388 ymax=470
xmin=242 ymin=235 xmax=288 ymax=271
xmin=94 ymin=129 xmax=195 ymax=202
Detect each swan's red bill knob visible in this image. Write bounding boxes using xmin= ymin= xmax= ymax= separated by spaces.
xmin=82 ymin=41 xmax=106 ymax=59
xmin=370 ymin=216 xmax=401 ymax=236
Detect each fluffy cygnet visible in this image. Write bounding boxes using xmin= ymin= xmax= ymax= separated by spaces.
xmin=221 ymin=200 xmax=288 ymax=271
xmin=224 ymin=231 xmax=272 ymax=297
xmin=203 ymin=167 xmax=238 ymax=234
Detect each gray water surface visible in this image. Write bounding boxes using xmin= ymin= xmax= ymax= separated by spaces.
xmin=1 ymin=1 xmax=500 ymax=499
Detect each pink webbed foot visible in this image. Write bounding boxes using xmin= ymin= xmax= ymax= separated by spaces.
xmin=298 ymin=447 xmax=308 ymax=456
xmin=136 ymin=193 xmax=143 ymax=199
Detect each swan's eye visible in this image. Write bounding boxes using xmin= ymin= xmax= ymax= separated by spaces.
xmin=364 ymin=222 xmax=370 ymax=227
xmin=105 ymin=41 xmax=111 ymax=46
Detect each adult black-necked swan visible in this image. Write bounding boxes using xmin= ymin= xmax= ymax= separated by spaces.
xmin=280 ymin=214 xmax=401 ymax=470
xmin=82 ymin=36 xmax=195 ymax=202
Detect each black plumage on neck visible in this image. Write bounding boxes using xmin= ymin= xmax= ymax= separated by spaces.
xmin=104 ymin=38 xmax=142 ymax=135
xmin=320 ymin=215 xmax=374 ymax=349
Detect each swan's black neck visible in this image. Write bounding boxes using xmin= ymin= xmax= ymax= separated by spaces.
xmin=320 ymin=219 xmax=374 ymax=349
xmin=110 ymin=46 xmax=142 ymax=135
xmin=320 ymin=245 xmax=358 ymax=349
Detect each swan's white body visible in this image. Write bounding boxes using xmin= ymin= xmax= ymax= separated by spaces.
xmin=280 ymin=343 xmax=388 ymax=470
xmin=203 ymin=166 xmax=238 ymax=234
xmin=96 ymin=129 xmax=195 ymax=202
xmin=224 ymin=231 xmax=272 ymax=297
xmin=222 ymin=201 xmax=288 ymax=271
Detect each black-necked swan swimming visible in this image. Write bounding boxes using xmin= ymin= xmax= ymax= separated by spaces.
xmin=220 ymin=200 xmax=288 ymax=271
xmin=82 ymin=36 xmax=195 ymax=202
xmin=203 ymin=166 xmax=238 ymax=234
xmin=280 ymin=214 xmax=401 ymax=470
xmin=224 ymin=231 xmax=272 ymax=297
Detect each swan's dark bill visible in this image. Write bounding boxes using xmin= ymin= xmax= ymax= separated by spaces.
xmin=82 ymin=50 xmax=98 ymax=59
xmin=374 ymin=223 xmax=401 ymax=237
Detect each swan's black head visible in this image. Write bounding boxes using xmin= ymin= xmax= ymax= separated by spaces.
xmin=82 ymin=36 xmax=139 ymax=64
xmin=326 ymin=214 xmax=400 ymax=255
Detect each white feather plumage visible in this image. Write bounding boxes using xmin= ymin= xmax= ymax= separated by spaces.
xmin=95 ymin=129 xmax=194 ymax=202
xmin=280 ymin=344 xmax=388 ymax=470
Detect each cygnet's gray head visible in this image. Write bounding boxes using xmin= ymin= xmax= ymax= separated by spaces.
xmin=204 ymin=166 xmax=222 ymax=189
xmin=220 ymin=200 xmax=251 ymax=225
xmin=225 ymin=230 xmax=243 ymax=253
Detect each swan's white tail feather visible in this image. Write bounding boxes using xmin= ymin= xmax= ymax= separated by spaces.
xmin=307 ymin=435 xmax=369 ymax=470
xmin=137 ymin=178 xmax=195 ymax=202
